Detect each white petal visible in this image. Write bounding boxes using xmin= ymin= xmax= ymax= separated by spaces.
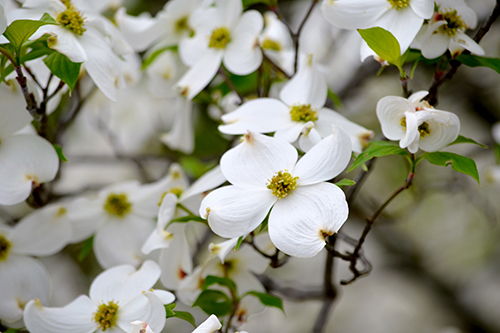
xmin=219 ymin=98 xmax=291 ymax=135
xmin=420 ymin=28 xmax=450 ymax=59
xmin=400 ymin=111 xmax=419 ymax=151
xmin=0 ymin=3 xmax=6 ymax=35
xmin=269 ymin=182 xmax=348 ymax=258
xmin=47 ymin=28 xmax=87 ymax=63
xmin=450 ymin=32 xmax=485 ymax=56
xmin=115 ymin=8 xmax=162 ymax=52
xmin=0 ymin=256 xmax=51 ymax=323
xmin=141 ymin=292 xmax=167 ymax=333
xmin=192 ymin=314 xmax=221 ymax=333
xmin=141 ymin=228 xmax=174 ymax=255
xmin=274 ymin=122 xmax=307 ymax=143
xmin=220 ymin=131 xmax=297 ymax=189
xmin=200 ymin=186 xmax=276 ymax=238
xmin=377 ymin=6 xmax=424 ymax=52
xmin=9 ymin=204 xmax=72 ymax=256
xmin=216 ymin=0 xmax=242 ymax=28
xmin=24 ymin=296 xmax=96 ymax=333
xmin=116 ymin=294 xmax=150 ymax=333
xmin=67 ymin=198 xmax=102 ymax=243
xmin=418 ymin=109 xmax=460 ymax=152
xmin=159 ymin=224 xmax=193 ymax=290
xmin=298 ymin=123 xmax=322 ymax=152
xmin=410 ymin=0 xmax=434 ymax=19
xmin=159 ymin=97 xmax=194 ymax=153
xmin=93 ymin=217 xmax=154 ymax=269
xmin=376 ymin=96 xmax=414 ymax=140
xmin=0 ymin=87 xmax=32 ymax=140
xmin=131 ymin=321 xmax=154 ymax=333
xmin=293 ymin=126 xmax=352 ymax=185
xmin=0 ymin=135 xmax=59 ymax=206
xmin=209 ymin=237 xmax=240 ymax=264
xmin=180 ymin=165 xmax=227 ymax=201
xmin=141 ymin=194 xmax=177 ymax=255
xmin=320 ymin=0 xmax=388 ymax=30
xmin=279 ymin=60 xmax=327 ymax=110
xmin=152 ymin=289 xmax=176 ymax=305
xmin=223 ymin=10 xmax=263 ymax=75
xmin=407 ymin=90 xmax=429 ymax=104
xmin=176 ymin=50 xmax=223 ymax=100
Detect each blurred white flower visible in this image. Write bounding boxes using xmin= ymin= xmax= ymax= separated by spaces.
xmin=376 ymin=91 xmax=460 ymax=153
xmin=200 ymin=128 xmax=351 ymax=258
xmin=131 ymin=320 xmax=155 ymax=333
xmin=192 ymin=314 xmax=221 ymax=333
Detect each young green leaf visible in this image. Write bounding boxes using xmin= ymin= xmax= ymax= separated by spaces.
xmin=202 ymin=275 xmax=238 ymax=295
xmin=419 ymin=152 xmax=480 ymax=185
xmin=164 ymin=303 xmax=176 ymax=317
xmin=77 ymin=236 xmax=94 ymax=262
xmin=43 ymin=52 xmax=81 ymax=91
xmin=165 ymin=303 xmax=196 ymax=327
xmin=349 ymin=141 xmax=412 ymax=172
xmin=235 ymin=235 xmax=244 ymax=251
xmin=53 ymin=144 xmax=68 ymax=162
xmin=447 ymin=135 xmax=488 ymax=149
xmin=357 ymin=27 xmax=402 ymax=69
xmin=456 ymin=54 xmax=500 ymax=75
xmin=168 ymin=215 xmax=207 ymax=224
xmin=335 ymin=179 xmax=356 ymax=188
xmin=243 ymin=291 xmax=284 ymax=313
xmin=3 ymin=13 xmax=57 ymax=52
xmin=193 ymin=290 xmax=233 ymax=317
xmin=243 ymin=0 xmax=271 ymax=8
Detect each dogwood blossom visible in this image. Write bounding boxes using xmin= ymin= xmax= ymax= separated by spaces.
xmin=376 ymin=91 xmax=460 ymax=153
xmin=176 ymin=0 xmax=263 ymax=99
xmin=200 ymin=128 xmax=351 ymax=258
xmin=24 ymin=260 xmax=175 ymax=333
xmin=192 ymin=315 xmax=222 ymax=333
xmin=413 ymin=0 xmax=484 ymax=59
xmin=321 ymin=0 xmax=434 ymax=59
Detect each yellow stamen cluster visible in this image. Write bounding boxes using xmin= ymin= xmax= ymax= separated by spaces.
xmin=290 ymin=104 xmax=318 ymax=123
xmin=57 ymin=0 xmax=86 ymax=35
xmin=0 ymin=235 xmax=11 ymax=262
xmin=209 ymin=27 xmax=231 ymax=49
xmin=104 ymin=193 xmax=132 ymax=217
xmin=440 ymin=9 xmax=466 ymax=37
xmin=387 ymin=0 xmax=410 ymax=10
xmin=267 ymin=171 xmax=298 ymax=199
xmin=261 ymin=38 xmax=281 ymax=51
xmin=168 ymin=187 xmax=184 ymax=198
xmin=93 ymin=301 xmax=119 ymax=331
xmin=175 ymin=17 xmax=194 ymax=36
xmin=400 ymin=117 xmax=407 ymax=130
xmin=418 ymin=122 xmax=431 ymax=138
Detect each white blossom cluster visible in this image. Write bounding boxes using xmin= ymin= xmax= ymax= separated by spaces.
xmin=0 ymin=0 xmax=492 ymax=332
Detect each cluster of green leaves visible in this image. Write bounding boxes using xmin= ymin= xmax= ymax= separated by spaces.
xmin=193 ymin=275 xmax=284 ymax=321
xmin=349 ymin=137 xmax=484 ymax=185
xmin=0 ymin=13 xmax=81 ymax=90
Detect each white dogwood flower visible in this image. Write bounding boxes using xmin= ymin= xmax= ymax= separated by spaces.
xmin=219 ymin=57 xmax=373 ymax=153
xmin=176 ymin=0 xmax=263 ymax=99
xmin=376 ymin=91 xmax=460 ymax=153
xmin=321 ymin=0 xmax=434 ymax=58
xmin=192 ymin=315 xmax=221 ymax=333
xmin=413 ymin=0 xmax=484 ymax=59
xmin=200 ymin=128 xmax=351 ymax=258
xmin=24 ymin=260 xmax=175 ymax=333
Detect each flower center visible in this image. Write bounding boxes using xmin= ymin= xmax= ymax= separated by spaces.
xmin=56 ymin=0 xmax=86 ymax=35
xmin=209 ymin=27 xmax=231 ymax=49
xmin=0 ymin=235 xmax=11 ymax=262
xmin=267 ymin=171 xmax=298 ymax=199
xmin=104 ymin=193 xmax=132 ymax=217
xmin=387 ymin=0 xmax=410 ymax=10
xmin=290 ymin=104 xmax=318 ymax=123
xmin=261 ymin=38 xmax=281 ymax=51
xmin=93 ymin=301 xmax=119 ymax=331
xmin=400 ymin=117 xmax=407 ymax=130
xmin=418 ymin=122 xmax=431 ymax=138
xmin=438 ymin=9 xmax=466 ymax=37
xmin=175 ymin=16 xmax=194 ymax=36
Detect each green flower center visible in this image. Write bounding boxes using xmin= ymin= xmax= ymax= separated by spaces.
xmin=418 ymin=122 xmax=431 ymax=138
xmin=439 ymin=9 xmax=466 ymax=37
xmin=267 ymin=171 xmax=298 ymax=199
xmin=290 ymin=104 xmax=318 ymax=123
xmin=261 ymin=38 xmax=281 ymax=51
xmin=93 ymin=301 xmax=119 ymax=331
xmin=57 ymin=0 xmax=86 ymax=35
xmin=209 ymin=27 xmax=231 ymax=49
xmin=104 ymin=193 xmax=132 ymax=217
xmin=0 ymin=235 xmax=11 ymax=262
xmin=387 ymin=0 xmax=410 ymax=10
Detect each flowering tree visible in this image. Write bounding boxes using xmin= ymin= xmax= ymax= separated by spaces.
xmin=1 ymin=0 xmax=500 ymax=332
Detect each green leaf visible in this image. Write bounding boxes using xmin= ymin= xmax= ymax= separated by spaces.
xmin=193 ymin=290 xmax=233 ymax=317
xmin=4 ymin=328 xmax=24 ymax=333
xmin=43 ymin=51 xmax=81 ymax=91
xmin=357 ymin=27 xmax=402 ymax=69
xmin=335 ymin=178 xmax=356 ymax=188
xmin=77 ymin=236 xmax=94 ymax=262
xmin=447 ymin=135 xmax=488 ymax=149
xmin=53 ymin=144 xmax=68 ymax=162
xmin=3 ymin=13 xmax=57 ymax=51
xmin=180 ymin=156 xmax=217 ymax=179
xmin=243 ymin=291 xmax=284 ymax=313
xmin=202 ymin=275 xmax=238 ymax=295
xmin=168 ymin=215 xmax=207 ymax=224
xmin=495 ymin=144 xmax=500 ymax=164
xmin=234 ymin=235 xmax=244 ymax=251
xmin=456 ymin=53 xmax=500 ymax=74
xmin=419 ymin=152 xmax=480 ymax=185
xmin=165 ymin=303 xmax=196 ymax=327
xmin=141 ymin=45 xmax=177 ymax=70
xmin=327 ymin=88 xmax=343 ymax=109
xmin=242 ymin=0 xmax=271 ymax=8
xmin=348 ymin=141 xmax=411 ymax=172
